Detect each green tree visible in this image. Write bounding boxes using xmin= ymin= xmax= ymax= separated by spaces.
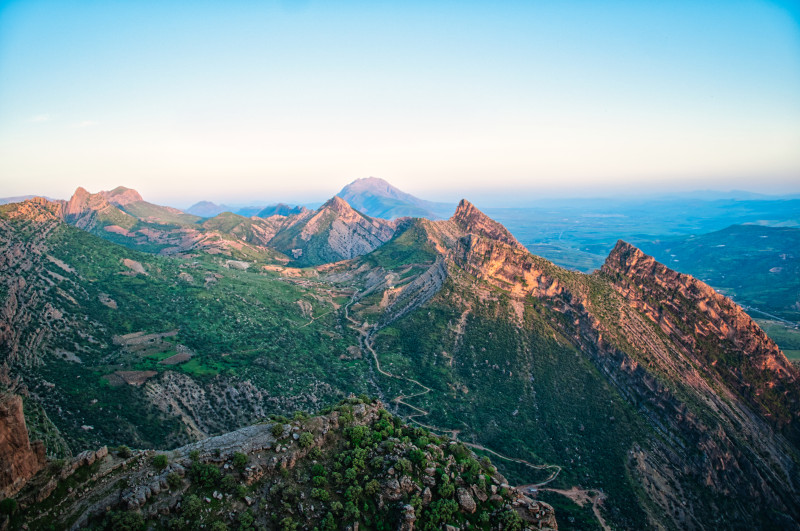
xmin=232 ymin=451 xmax=248 ymax=470
xmin=152 ymin=454 xmax=168 ymax=471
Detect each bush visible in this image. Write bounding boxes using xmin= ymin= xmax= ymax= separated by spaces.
xmin=167 ymin=472 xmax=183 ymax=489
xmin=116 ymin=445 xmax=132 ymax=458
xmin=189 ymin=450 xmax=200 ymax=461
xmin=232 ymin=451 xmax=248 ymax=470
xmin=272 ymin=424 xmax=285 ymax=438
xmin=152 ymin=454 xmax=168 ymax=471
xmin=0 ymin=498 xmax=17 ymax=515
xmin=221 ymin=474 xmax=238 ymax=492
xmin=298 ymin=432 xmax=314 ymax=448
xmin=311 ymin=488 xmax=330 ymax=501
xmin=103 ymin=510 xmax=145 ymax=531
xmin=181 ymin=494 xmax=203 ymax=520
xmin=189 ymin=461 xmax=221 ymax=488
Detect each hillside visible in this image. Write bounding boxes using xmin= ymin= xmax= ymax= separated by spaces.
xmin=1 ymin=195 xmax=799 ymax=529
xmin=337 ymin=177 xmax=453 ymax=220
xmin=3 ymin=397 xmax=556 ymax=530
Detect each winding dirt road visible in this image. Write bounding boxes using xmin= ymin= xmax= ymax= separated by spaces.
xmin=343 ymin=294 xmax=608 ymax=530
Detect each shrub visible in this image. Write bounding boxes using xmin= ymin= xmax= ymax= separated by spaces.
xmin=166 ymin=472 xmax=183 ymax=489
xmin=343 ymin=501 xmax=360 ymax=521
xmin=232 ymin=451 xmax=248 ymax=470
xmin=189 ymin=450 xmax=200 ymax=461
xmin=182 ymin=494 xmax=203 ymax=520
xmin=189 ymin=461 xmax=221 ymax=488
xmin=311 ymin=488 xmax=330 ymax=501
xmin=280 ymin=516 xmax=297 ymax=531
xmin=117 ymin=445 xmax=132 ymax=458
xmin=0 ymin=498 xmax=17 ymax=515
xmin=298 ymin=432 xmax=314 ymax=448
xmin=272 ymin=424 xmax=285 ymax=438
xmin=103 ymin=510 xmax=145 ymax=530
xmin=152 ymin=454 xmax=168 ymax=471
xmin=365 ymin=479 xmax=380 ymax=496
xmin=221 ymin=474 xmax=238 ymax=492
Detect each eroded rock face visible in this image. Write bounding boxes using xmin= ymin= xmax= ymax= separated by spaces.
xmin=0 ymin=393 xmax=45 ymax=498
xmin=451 ymin=199 xmax=525 ymax=251
xmin=270 ymin=196 xmax=397 ymax=265
xmin=601 ymin=240 xmax=800 ymax=440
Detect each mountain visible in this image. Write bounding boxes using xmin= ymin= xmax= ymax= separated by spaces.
xmin=337 ymin=177 xmax=454 ymax=220
xmin=1 ymin=195 xmax=799 ymax=529
xmin=639 ymin=224 xmax=800 ymax=322
xmin=185 ymin=200 xmax=232 ymax=218
xmin=268 ymin=196 xmax=397 ymax=266
xmin=186 ymin=201 xmax=308 ymax=219
xmin=256 ymin=203 xmax=308 ymax=217
xmin=0 ymin=195 xmax=57 ymax=205
xmin=4 ymin=397 xmax=557 ymax=530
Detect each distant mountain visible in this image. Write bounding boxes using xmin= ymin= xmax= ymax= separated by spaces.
xmin=336 ymin=176 xmax=453 ymax=220
xmin=0 ymin=195 xmax=58 ymax=205
xmin=256 ymin=203 xmax=308 ymax=217
xmin=185 ymin=201 xmax=232 ymax=218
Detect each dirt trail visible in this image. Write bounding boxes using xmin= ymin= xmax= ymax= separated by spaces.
xmin=537 ymin=487 xmax=610 ymax=531
xmin=344 ymin=296 xmax=561 ymax=486
xmin=343 ymin=292 xmax=610 ymax=530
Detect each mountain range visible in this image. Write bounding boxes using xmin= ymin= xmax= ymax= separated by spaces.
xmin=0 ymin=183 xmax=799 ymax=529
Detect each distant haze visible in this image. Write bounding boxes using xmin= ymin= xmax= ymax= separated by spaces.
xmin=1 ymin=1 xmax=799 ymax=204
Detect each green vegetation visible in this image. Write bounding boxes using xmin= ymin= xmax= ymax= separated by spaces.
xmin=152 ymin=454 xmax=168 ymax=471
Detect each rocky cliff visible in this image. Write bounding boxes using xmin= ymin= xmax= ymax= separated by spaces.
xmin=7 ymin=398 xmax=556 ymax=530
xmin=0 ymin=393 xmax=45 ymax=499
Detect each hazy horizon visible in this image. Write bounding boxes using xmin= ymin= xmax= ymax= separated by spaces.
xmin=2 ymin=1 xmax=799 ymax=203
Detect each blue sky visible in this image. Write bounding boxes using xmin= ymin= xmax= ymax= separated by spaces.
xmin=1 ymin=0 xmax=799 ymax=205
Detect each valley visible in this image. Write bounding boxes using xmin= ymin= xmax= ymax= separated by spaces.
xmin=1 ymin=185 xmax=799 ymax=530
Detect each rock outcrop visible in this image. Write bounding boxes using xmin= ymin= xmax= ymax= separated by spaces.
xmin=0 ymin=393 xmax=45 ymax=498
xmin=451 ymin=199 xmax=526 ymax=251
xmin=8 ymin=398 xmax=555 ymax=530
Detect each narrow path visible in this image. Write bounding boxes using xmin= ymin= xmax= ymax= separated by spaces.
xmin=537 ymin=487 xmax=610 ymax=531
xmin=298 ymin=309 xmax=333 ymax=328
xmin=343 ymin=296 xmax=560 ymax=487
xmin=343 ymin=293 xmax=609 ymax=529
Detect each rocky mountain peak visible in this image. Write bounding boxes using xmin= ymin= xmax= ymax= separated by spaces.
xmin=99 ymin=186 xmax=143 ymax=206
xmin=451 ymin=199 xmax=525 ymax=250
xmin=322 ymin=195 xmax=357 ymax=215
xmin=64 ymin=187 xmax=111 ymax=218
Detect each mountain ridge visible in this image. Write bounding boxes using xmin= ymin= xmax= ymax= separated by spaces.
xmin=1 ymin=191 xmax=799 ymax=529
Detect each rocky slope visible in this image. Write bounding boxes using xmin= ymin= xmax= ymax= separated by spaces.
xmin=0 ymin=393 xmax=45 ymax=499
xmin=344 ymin=201 xmax=800 ymax=529
xmin=5 ymin=398 xmax=556 ymax=530
xmin=2 ymin=193 xmax=800 ymax=529
xmin=269 ymin=196 xmax=397 ymax=266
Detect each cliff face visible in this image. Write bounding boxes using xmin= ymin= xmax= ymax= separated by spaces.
xmin=451 ymin=199 xmax=526 ymax=251
xmin=0 ymin=394 xmax=45 ymax=498
xmin=601 ymin=240 xmax=800 ymax=441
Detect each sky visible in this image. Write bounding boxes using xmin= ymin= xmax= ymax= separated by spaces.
xmin=1 ymin=0 xmax=799 ymax=206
